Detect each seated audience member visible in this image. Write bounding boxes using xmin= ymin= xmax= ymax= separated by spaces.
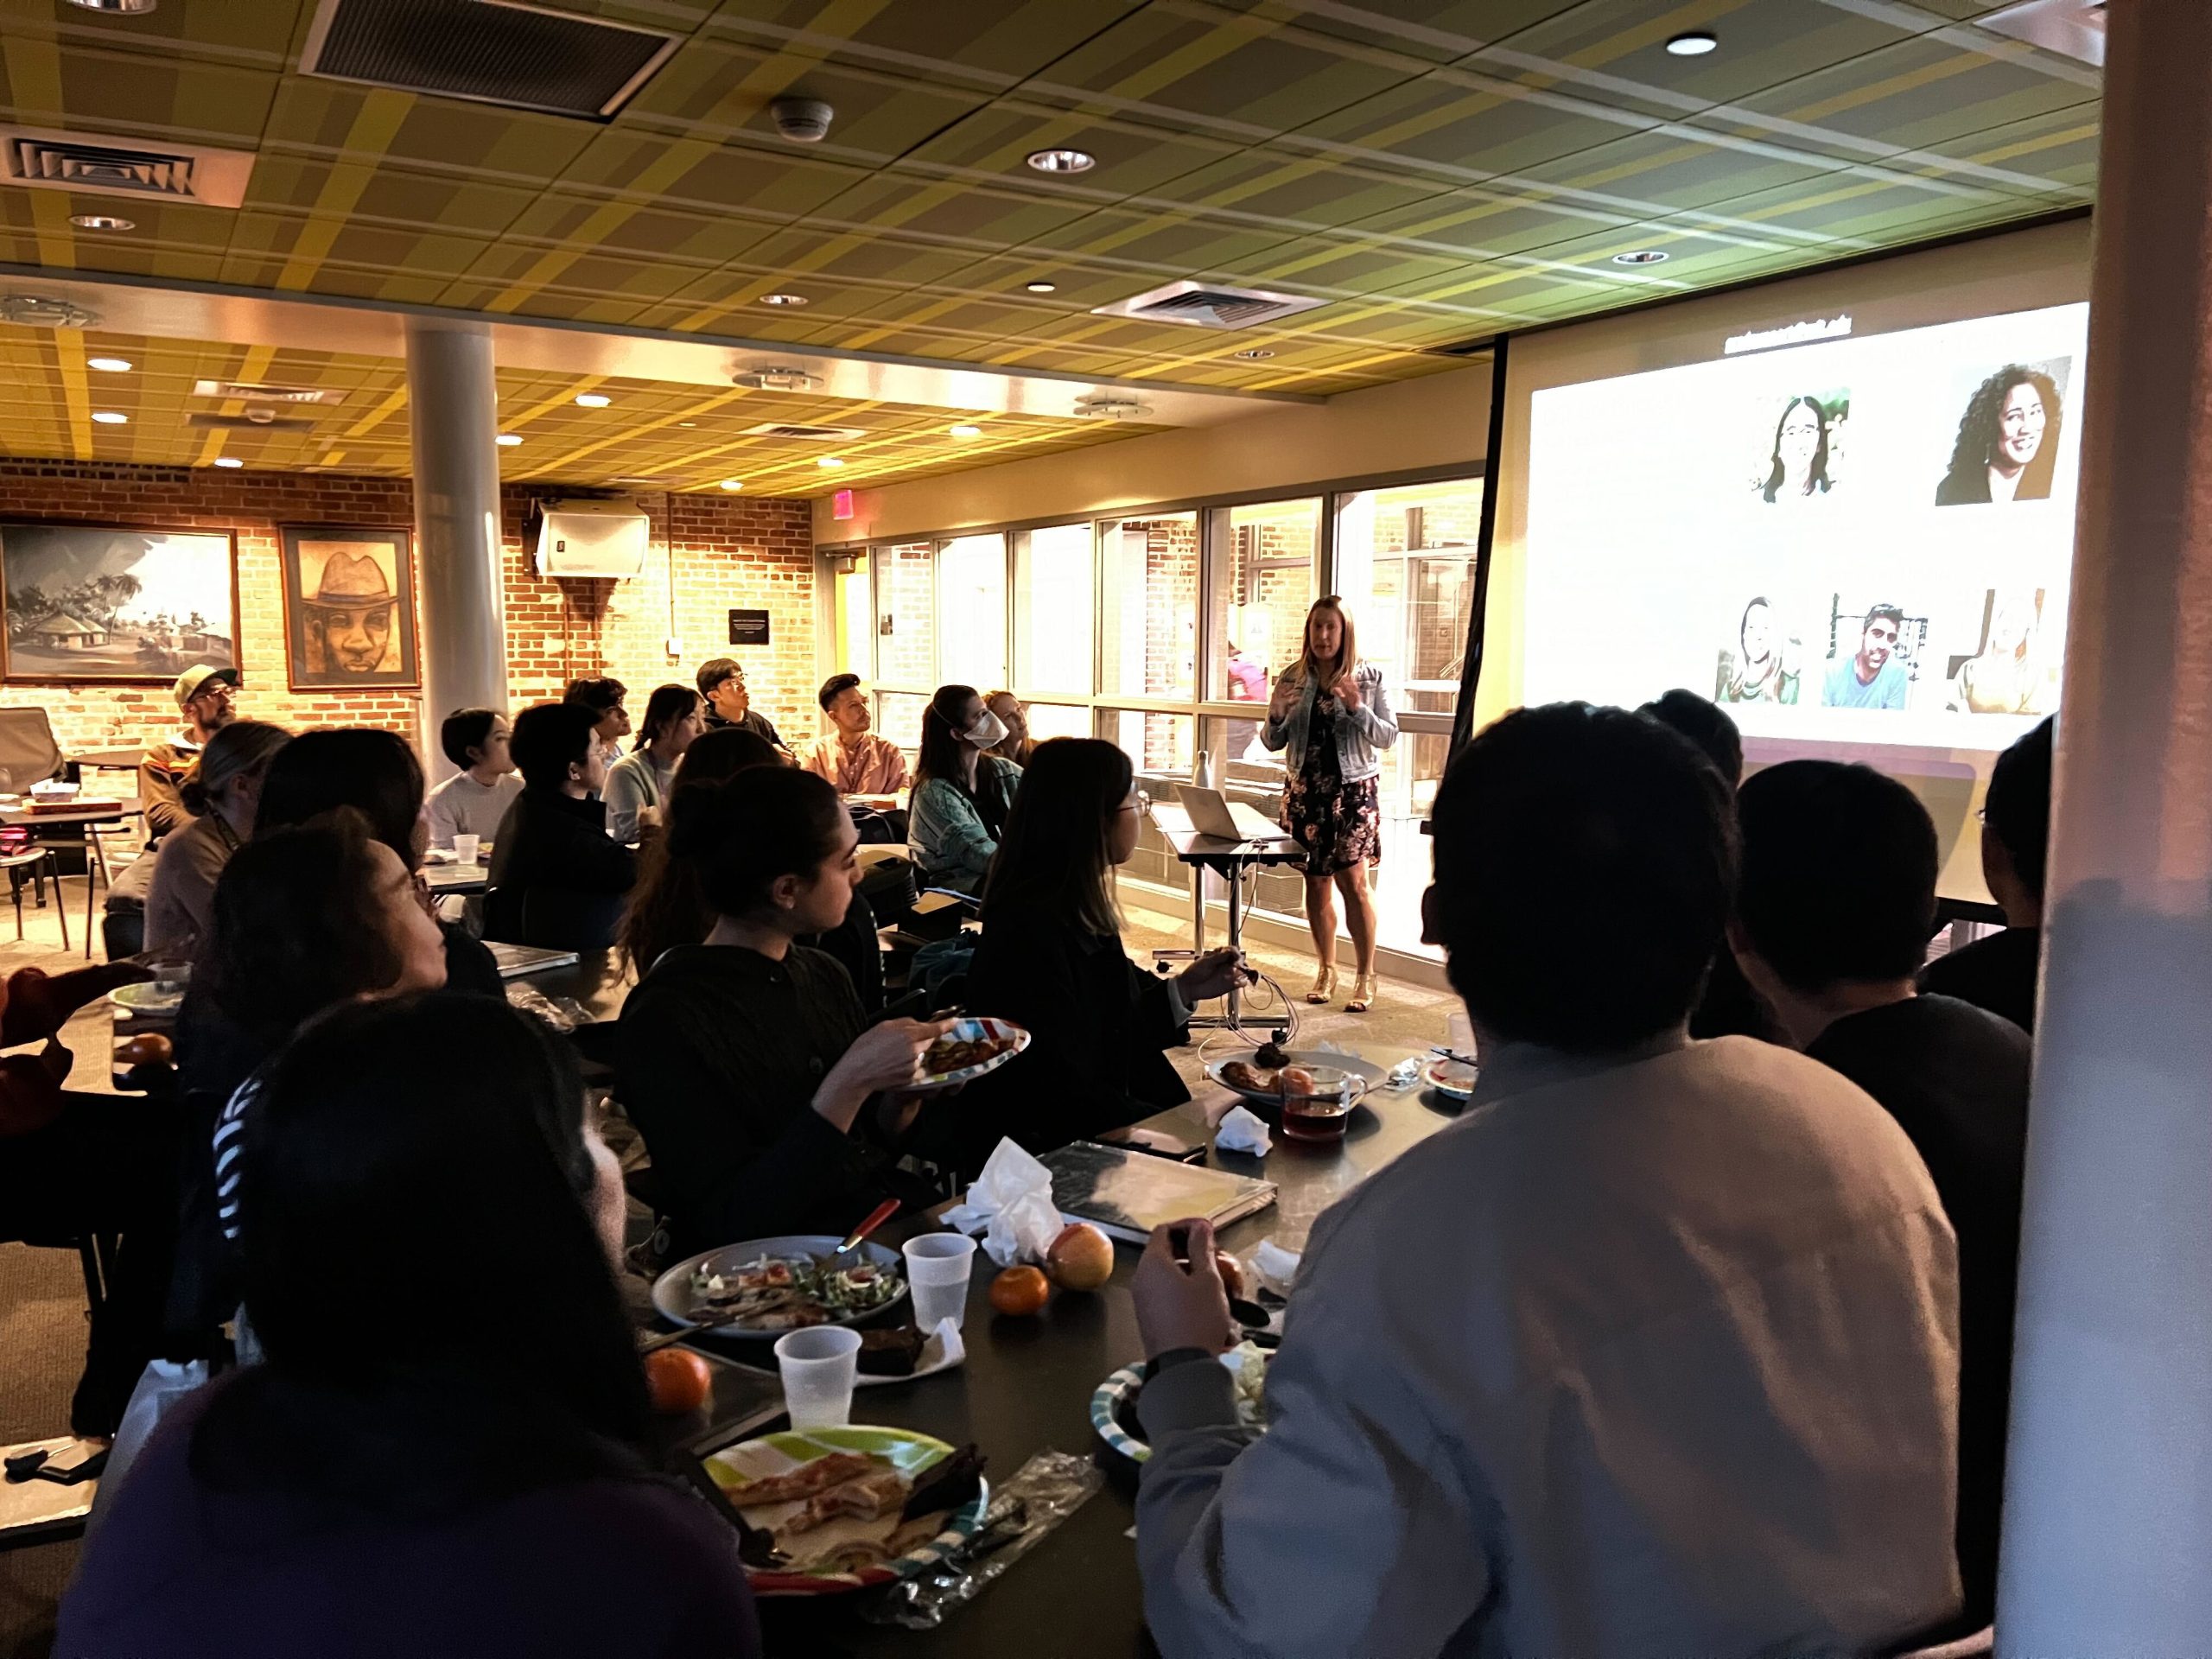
xmin=1732 ymin=758 xmax=2030 ymax=1624
xmin=140 ymin=664 xmax=240 ymax=840
xmin=564 ymin=676 xmax=631 ymax=772
xmin=696 ymin=657 xmax=785 ymax=748
xmin=605 ymin=684 xmax=705 ymax=842
xmin=168 ymin=811 xmax=451 ymax=1344
xmin=963 ymin=739 xmax=1243 ymax=1156
xmin=0 ymin=957 xmax=172 ymax=1435
xmin=618 ymin=769 xmax=948 ymax=1254
xmin=984 ymin=690 xmax=1035 ymax=768
xmin=906 ymin=683 xmax=1022 ymax=897
xmin=1920 ymin=715 xmax=2053 ymax=1032
xmin=488 ymin=702 xmax=639 ymax=938
xmin=143 ymin=721 xmax=289 ymax=956
xmin=619 ymin=728 xmax=883 ymax=1009
xmin=1130 ymin=702 xmax=1963 ymax=1659
xmin=252 ymin=728 xmax=502 ymax=997
xmin=1637 ymin=688 xmax=1777 ymax=1043
xmin=802 ymin=672 xmax=910 ymax=796
xmin=61 ymin=993 xmax=761 ymax=1658
xmin=422 ymin=708 xmax=521 ymax=850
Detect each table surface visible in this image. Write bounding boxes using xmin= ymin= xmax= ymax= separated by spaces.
xmin=423 ymin=860 xmax=490 ymax=895
xmin=513 ymin=948 xmax=634 ymax=1027
xmin=69 ymin=747 xmax=147 ymax=772
xmin=641 ymin=1062 xmax=1465 ymax=1657
xmin=0 ymin=798 xmax=141 ymax=827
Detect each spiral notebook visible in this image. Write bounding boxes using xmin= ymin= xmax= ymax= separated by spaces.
xmin=1039 ymin=1141 xmax=1277 ymax=1244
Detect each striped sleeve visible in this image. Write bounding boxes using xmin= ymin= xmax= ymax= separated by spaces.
xmin=212 ymin=1075 xmax=261 ymax=1243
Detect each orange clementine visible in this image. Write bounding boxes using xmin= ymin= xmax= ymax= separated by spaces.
xmin=644 ymin=1346 xmax=714 ymax=1414
xmin=988 ymin=1264 xmax=1052 ymax=1317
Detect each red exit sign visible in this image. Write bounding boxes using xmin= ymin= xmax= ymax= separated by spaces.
xmin=832 ymin=489 xmax=855 ymax=520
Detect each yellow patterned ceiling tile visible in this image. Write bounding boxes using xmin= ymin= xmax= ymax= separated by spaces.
xmin=1491 ymin=0 xmax=1906 ymax=105
xmin=1916 ymin=112 xmax=2098 ymax=192
xmin=260 ymin=78 xmax=599 ymax=188
xmin=1730 ymin=37 xmax=2094 ymax=161
xmin=995 ymin=208 xmax=1295 ymax=283
xmin=895 ymin=100 xmax=1242 ymax=202
xmin=1516 ymin=127 xmax=1848 ymax=216
xmin=553 ymin=126 xmax=865 ymax=219
xmin=486 ymin=190 xmax=777 ymax=268
xmin=711 ymin=0 xmax=1139 ymax=80
xmin=1288 ymin=67 xmax=1637 ymax=180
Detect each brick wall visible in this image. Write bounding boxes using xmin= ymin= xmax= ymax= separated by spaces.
xmin=0 ymin=460 xmax=815 ymax=760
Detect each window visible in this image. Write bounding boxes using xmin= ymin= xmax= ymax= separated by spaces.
xmin=936 ymin=533 xmax=1007 ymax=693
xmin=876 ymin=690 xmax=928 ymax=752
xmin=1014 ymin=524 xmax=1094 ymax=694
xmin=1207 ymin=499 xmax=1317 ymax=732
xmin=1022 ymin=702 xmax=1093 ymax=746
xmin=1333 ymin=480 xmax=1482 ymax=723
xmin=832 ymin=553 xmax=872 ymax=677
xmin=875 ymin=543 xmax=936 ymax=688
xmin=1099 ymin=514 xmax=1196 ymax=701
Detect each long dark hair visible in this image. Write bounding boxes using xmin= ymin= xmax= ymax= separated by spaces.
xmin=255 ymin=728 xmax=425 ymax=870
xmin=1942 ymin=365 xmax=2063 ymax=500
xmin=982 ymin=738 xmax=1129 ymax=936
xmin=1761 ymin=396 xmax=1832 ymax=502
xmin=204 ymin=810 xmax=410 ymax=1053
xmin=638 ymin=683 xmax=701 ymax=749
xmin=665 ymin=767 xmax=848 ymax=923
xmin=190 ymin=993 xmax=649 ymax=1516
xmin=914 ymin=683 xmax=981 ymax=796
xmin=616 ymin=728 xmax=781 ymax=974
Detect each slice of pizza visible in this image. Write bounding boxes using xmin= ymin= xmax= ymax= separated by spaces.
xmin=785 ymin=1466 xmax=912 ymax=1534
xmin=727 ymin=1452 xmax=877 ymax=1510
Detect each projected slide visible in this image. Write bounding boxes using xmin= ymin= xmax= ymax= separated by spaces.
xmin=1522 ymin=302 xmax=2087 ymax=753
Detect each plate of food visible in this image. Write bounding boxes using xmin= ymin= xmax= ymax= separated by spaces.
xmin=702 ymin=1426 xmax=988 ymax=1595
xmin=108 ymin=980 xmax=186 ymax=1018
xmin=652 ymin=1236 xmax=908 ymax=1338
xmin=1421 ymin=1057 xmax=1479 ymax=1100
xmin=906 ymin=1016 xmax=1029 ymax=1092
xmin=1091 ymin=1342 xmax=1273 ymax=1465
xmin=1206 ymin=1054 xmax=1376 ymax=1111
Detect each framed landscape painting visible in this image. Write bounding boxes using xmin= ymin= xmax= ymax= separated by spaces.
xmin=0 ymin=522 xmax=238 ymax=684
xmin=279 ymin=525 xmax=419 ymax=691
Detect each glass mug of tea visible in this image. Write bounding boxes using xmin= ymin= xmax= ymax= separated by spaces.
xmin=1279 ymin=1067 xmax=1370 ymax=1145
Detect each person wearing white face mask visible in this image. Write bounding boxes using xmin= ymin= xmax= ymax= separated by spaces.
xmin=906 ymin=683 xmax=1023 ymax=896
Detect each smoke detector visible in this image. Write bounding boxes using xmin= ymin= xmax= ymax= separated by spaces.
xmin=770 ymin=97 xmax=834 ymax=143
xmin=733 ymin=366 xmax=820 ymax=391
xmin=0 ymin=295 xmax=98 ymax=328
xmin=1074 ymin=396 xmax=1151 ymax=420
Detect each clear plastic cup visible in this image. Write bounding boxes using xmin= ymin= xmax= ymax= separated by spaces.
xmin=902 ymin=1232 xmax=978 ymax=1331
xmin=774 ymin=1325 xmax=861 ymax=1429
xmin=452 ymin=833 xmax=480 ymax=865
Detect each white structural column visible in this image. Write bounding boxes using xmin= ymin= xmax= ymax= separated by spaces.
xmin=1999 ymin=2 xmax=2212 ymax=1648
xmin=405 ymin=317 xmax=507 ymax=774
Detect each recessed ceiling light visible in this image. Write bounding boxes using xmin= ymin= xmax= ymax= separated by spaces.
xmin=948 ymin=423 xmax=982 ymax=439
xmin=1233 ymin=348 xmax=1275 ymax=360
xmin=87 ymin=356 xmax=132 ymax=372
xmin=1612 ymin=249 xmax=1670 ymax=265
xmin=496 ymin=433 xmax=524 ymax=447
xmin=759 ymin=292 xmax=808 ymax=307
xmin=718 ymin=479 xmax=746 ymax=491
xmin=1027 ymin=148 xmax=1096 ymax=175
xmin=91 ymin=410 xmax=128 ymax=424
xmin=213 ymin=456 xmax=243 ymax=469
xmin=68 ymin=0 xmax=159 ymax=11
xmin=677 ymin=421 xmax=696 ymax=428
xmin=1665 ymin=30 xmax=1719 ymax=56
xmin=817 ymin=456 xmax=846 ymax=469
xmin=575 ymin=392 xmax=611 ymax=408
xmin=70 ymin=214 xmax=134 ymax=232
xmin=1024 ymin=280 xmax=1058 ymax=294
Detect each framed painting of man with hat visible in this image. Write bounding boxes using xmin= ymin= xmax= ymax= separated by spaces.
xmin=279 ymin=525 xmax=419 ymax=690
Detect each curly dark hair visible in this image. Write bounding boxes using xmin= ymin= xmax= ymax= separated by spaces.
xmin=1939 ymin=365 xmax=2063 ymax=504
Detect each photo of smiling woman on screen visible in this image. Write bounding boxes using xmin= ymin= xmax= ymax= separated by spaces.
xmin=1757 ymin=393 xmax=1841 ymax=505
xmin=1936 ymin=361 xmax=2068 ymax=505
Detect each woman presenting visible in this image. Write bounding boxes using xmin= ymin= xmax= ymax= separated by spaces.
xmin=1262 ymin=597 xmax=1398 ymax=1012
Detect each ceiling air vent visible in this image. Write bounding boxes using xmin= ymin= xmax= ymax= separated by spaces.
xmin=300 ymin=0 xmax=681 ymax=121
xmin=0 ymin=125 xmax=254 ymax=208
xmin=1089 ymin=279 xmax=1325 ymax=331
xmin=187 ymin=411 xmax=317 ymax=433
xmin=0 ymin=295 xmax=98 ymax=329
xmin=740 ymin=422 xmax=867 ymax=442
xmin=192 ymin=379 xmax=345 ymax=405
xmin=1073 ymin=397 xmax=1151 ymax=420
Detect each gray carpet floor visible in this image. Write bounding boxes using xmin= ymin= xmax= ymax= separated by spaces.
xmin=0 ymin=882 xmax=1453 ymax=1657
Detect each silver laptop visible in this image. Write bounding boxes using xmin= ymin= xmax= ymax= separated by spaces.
xmin=1178 ymin=785 xmax=1289 ymax=843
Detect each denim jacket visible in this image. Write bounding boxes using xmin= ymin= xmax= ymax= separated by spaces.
xmin=1259 ymin=662 xmax=1398 ymax=783
xmin=908 ymin=756 xmax=1023 ymax=894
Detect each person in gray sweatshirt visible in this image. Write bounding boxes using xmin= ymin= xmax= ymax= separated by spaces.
xmin=1133 ymin=701 xmax=1965 ymax=1659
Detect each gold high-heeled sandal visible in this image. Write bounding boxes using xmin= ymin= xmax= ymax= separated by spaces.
xmin=1306 ymin=965 xmax=1338 ymax=1004
xmin=1346 ymin=970 xmax=1378 ymax=1014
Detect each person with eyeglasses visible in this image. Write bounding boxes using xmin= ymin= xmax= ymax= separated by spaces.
xmin=1821 ymin=603 xmax=1910 ymax=711
xmin=957 ymin=738 xmax=1245 ymax=1164
xmin=142 ymin=664 xmax=243 ymax=841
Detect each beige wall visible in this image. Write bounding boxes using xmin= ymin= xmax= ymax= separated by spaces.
xmin=816 ymin=361 xmax=1491 ymax=544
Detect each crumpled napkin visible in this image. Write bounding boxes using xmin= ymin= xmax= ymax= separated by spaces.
xmin=942 ymin=1137 xmax=1065 ymax=1267
xmin=1214 ymin=1104 xmax=1273 ymax=1156
xmin=1252 ymin=1240 xmax=1302 ymax=1297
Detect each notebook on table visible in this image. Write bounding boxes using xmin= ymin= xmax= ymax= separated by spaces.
xmin=1039 ymin=1141 xmax=1277 ymax=1244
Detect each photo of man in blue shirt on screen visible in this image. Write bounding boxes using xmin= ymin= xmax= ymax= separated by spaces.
xmin=1824 ymin=603 xmax=1910 ymax=710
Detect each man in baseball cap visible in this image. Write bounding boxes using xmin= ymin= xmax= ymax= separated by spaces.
xmin=140 ymin=664 xmax=241 ymax=840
